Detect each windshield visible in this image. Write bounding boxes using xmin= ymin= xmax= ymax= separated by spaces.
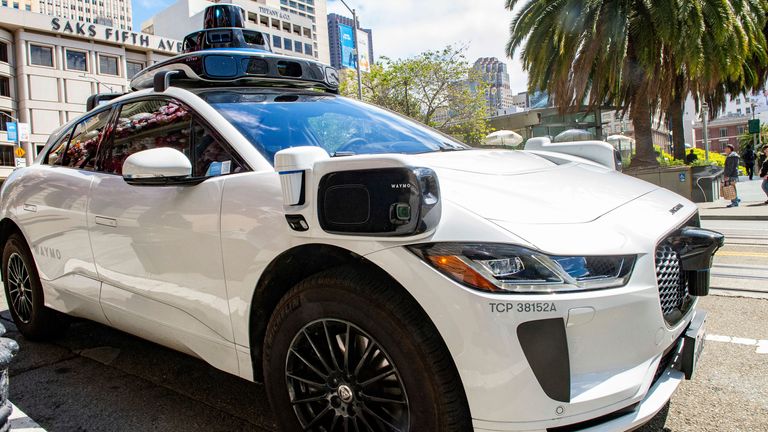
xmin=195 ymin=89 xmax=469 ymax=164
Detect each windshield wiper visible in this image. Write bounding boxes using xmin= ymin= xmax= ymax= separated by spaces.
xmin=333 ymin=151 xmax=356 ymax=157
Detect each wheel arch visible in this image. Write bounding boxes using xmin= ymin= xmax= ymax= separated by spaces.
xmin=248 ymin=243 xmax=455 ymax=384
xmin=0 ymin=218 xmax=25 ymax=281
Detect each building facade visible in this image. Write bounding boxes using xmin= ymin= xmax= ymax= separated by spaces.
xmin=326 ymin=13 xmax=373 ymax=71
xmin=0 ymin=8 xmax=181 ymax=178
xmin=275 ymin=0 xmax=328 ymax=64
xmin=692 ymin=114 xmax=749 ymax=153
xmin=143 ymin=0 xmax=329 ymax=63
xmin=471 ymin=57 xmax=514 ymax=115
xmin=2 ymin=0 xmax=133 ymax=30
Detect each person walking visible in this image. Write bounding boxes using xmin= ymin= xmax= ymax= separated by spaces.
xmin=760 ymin=145 xmax=768 ymax=204
xmin=724 ymin=144 xmax=741 ymax=207
xmin=759 ymin=145 xmax=767 ymax=173
xmin=743 ymin=145 xmax=756 ymax=180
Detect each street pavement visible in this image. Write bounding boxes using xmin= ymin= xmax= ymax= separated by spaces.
xmin=697 ymin=176 xmax=768 ymax=221
xmin=1 ymin=219 xmax=766 ymax=431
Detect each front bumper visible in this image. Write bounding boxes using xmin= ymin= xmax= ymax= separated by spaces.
xmin=365 ymin=245 xmax=703 ymax=430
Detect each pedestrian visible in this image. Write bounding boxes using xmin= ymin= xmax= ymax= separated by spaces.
xmin=742 ymin=145 xmax=756 ymax=180
xmin=686 ymin=149 xmax=698 ymax=164
xmin=723 ymin=144 xmax=741 ymax=207
xmin=760 ymin=145 xmax=768 ymax=204
xmin=759 ymin=145 xmax=767 ymax=172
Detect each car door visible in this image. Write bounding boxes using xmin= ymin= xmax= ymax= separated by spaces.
xmin=12 ymin=109 xmax=113 ymax=325
xmin=87 ymin=97 xmax=246 ymax=375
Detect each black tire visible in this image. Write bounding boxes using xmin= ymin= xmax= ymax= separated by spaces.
xmin=263 ymin=266 xmax=472 ymax=431
xmin=2 ymin=233 xmax=68 ymax=340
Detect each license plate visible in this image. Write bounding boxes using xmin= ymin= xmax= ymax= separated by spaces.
xmin=681 ymin=310 xmax=707 ymax=380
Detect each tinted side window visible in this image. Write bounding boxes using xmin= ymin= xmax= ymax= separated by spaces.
xmin=45 ymin=129 xmax=73 ymax=166
xmin=191 ymin=121 xmax=244 ymax=177
xmin=98 ymin=99 xmax=192 ymax=175
xmin=65 ymin=109 xmax=112 ymax=170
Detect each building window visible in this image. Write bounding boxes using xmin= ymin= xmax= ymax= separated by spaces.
xmin=0 ymin=43 xmax=7 ymax=63
xmin=126 ymin=60 xmax=144 ymax=79
xmin=272 ymin=35 xmax=282 ymax=48
xmin=0 ymin=112 xmax=9 ymax=131
xmin=0 ymin=145 xmax=14 ymax=167
xmin=737 ymin=108 xmax=742 ymax=114
xmin=738 ymin=126 xmax=746 ymax=135
xmin=294 ymin=40 xmax=302 ymax=53
xmin=29 ymin=44 xmax=54 ymax=67
xmin=65 ymin=49 xmax=88 ymax=71
xmin=259 ymin=15 xmax=269 ymax=26
xmin=736 ymin=98 xmax=741 ymax=104
xmin=0 ymin=77 xmax=9 ymax=97
xmin=719 ymin=128 xmax=728 ymax=138
xmin=284 ymin=38 xmax=292 ymax=51
xmin=304 ymin=43 xmax=312 ymax=55
xmin=746 ymin=107 xmax=751 ymax=114
xmin=99 ymin=54 xmax=119 ymax=76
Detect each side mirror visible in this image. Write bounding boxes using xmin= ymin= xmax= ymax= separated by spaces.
xmin=122 ymin=147 xmax=195 ymax=186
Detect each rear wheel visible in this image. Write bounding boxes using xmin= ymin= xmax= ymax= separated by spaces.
xmin=263 ymin=267 xmax=471 ymax=431
xmin=2 ymin=234 xmax=68 ymax=340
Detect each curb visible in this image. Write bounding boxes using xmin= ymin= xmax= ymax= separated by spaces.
xmin=9 ymin=404 xmax=45 ymax=431
xmin=700 ymin=215 xmax=768 ymax=221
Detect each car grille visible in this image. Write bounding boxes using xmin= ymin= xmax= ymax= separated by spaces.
xmin=655 ymin=244 xmax=687 ymax=316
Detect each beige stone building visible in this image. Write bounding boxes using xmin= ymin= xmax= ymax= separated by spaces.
xmin=0 ymin=8 xmax=182 ymax=178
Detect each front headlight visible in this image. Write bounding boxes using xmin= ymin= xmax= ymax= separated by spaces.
xmin=407 ymin=243 xmax=636 ymax=293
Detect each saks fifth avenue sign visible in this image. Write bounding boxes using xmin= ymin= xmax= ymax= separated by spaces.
xmin=51 ymin=18 xmax=182 ymax=53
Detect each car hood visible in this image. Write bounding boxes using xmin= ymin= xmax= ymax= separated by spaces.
xmin=412 ymin=150 xmax=658 ymax=224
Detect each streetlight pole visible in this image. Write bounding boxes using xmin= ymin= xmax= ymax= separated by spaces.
xmin=338 ymin=0 xmax=363 ymax=100
xmin=751 ymin=102 xmax=758 ymax=150
xmin=78 ymin=73 xmax=117 ymax=94
xmin=0 ymin=112 xmax=19 ymax=123
xmin=702 ymin=102 xmax=710 ymax=162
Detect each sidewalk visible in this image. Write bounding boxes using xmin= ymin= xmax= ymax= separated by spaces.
xmin=698 ymin=177 xmax=768 ymax=221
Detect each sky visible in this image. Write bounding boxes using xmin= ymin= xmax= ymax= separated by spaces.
xmin=132 ymin=0 xmax=529 ymax=93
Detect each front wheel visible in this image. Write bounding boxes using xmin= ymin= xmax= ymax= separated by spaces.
xmin=263 ymin=267 xmax=471 ymax=431
xmin=2 ymin=234 xmax=68 ymax=340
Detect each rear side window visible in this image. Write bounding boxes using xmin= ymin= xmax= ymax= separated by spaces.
xmin=97 ymin=99 xmax=192 ymax=175
xmin=65 ymin=110 xmax=112 ymax=170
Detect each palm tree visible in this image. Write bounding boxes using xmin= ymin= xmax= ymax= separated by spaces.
xmin=666 ymin=0 xmax=768 ymax=160
xmin=667 ymin=0 xmax=768 ymax=159
xmin=506 ymin=0 xmax=767 ymax=167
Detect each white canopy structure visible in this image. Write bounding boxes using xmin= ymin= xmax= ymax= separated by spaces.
xmin=484 ymin=130 xmax=524 ymax=147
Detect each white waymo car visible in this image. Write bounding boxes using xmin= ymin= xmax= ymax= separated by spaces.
xmin=0 ymin=6 xmax=724 ymax=432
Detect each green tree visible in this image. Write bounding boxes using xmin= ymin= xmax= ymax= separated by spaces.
xmin=666 ymin=0 xmax=768 ymax=161
xmin=506 ymin=0 xmax=767 ymax=167
xmin=339 ymin=45 xmax=492 ymax=145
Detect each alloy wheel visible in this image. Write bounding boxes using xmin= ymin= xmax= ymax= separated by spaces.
xmin=285 ymin=318 xmax=410 ymax=431
xmin=7 ymin=253 xmax=33 ymax=324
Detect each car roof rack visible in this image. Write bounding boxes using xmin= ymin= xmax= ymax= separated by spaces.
xmin=130 ymin=50 xmax=340 ymax=93
xmin=128 ymin=4 xmax=339 ymax=94
xmin=86 ymin=93 xmax=125 ymax=111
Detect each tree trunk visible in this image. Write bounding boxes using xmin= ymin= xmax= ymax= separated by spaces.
xmin=669 ymin=92 xmax=686 ymax=161
xmin=631 ymin=94 xmax=659 ymax=168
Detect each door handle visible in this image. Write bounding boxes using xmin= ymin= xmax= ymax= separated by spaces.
xmin=22 ymin=204 xmax=37 ymax=212
xmin=94 ymin=216 xmax=118 ymax=228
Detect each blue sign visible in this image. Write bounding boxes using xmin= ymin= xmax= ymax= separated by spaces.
xmin=338 ymin=23 xmax=356 ymax=69
xmin=6 ymin=122 xmax=17 ymax=142
xmin=679 ymin=173 xmax=686 ymax=182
